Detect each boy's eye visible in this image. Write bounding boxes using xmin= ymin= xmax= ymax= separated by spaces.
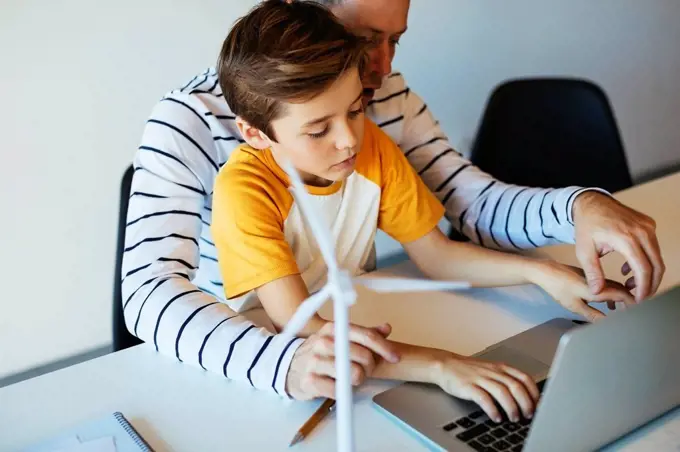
xmin=308 ymin=127 xmax=329 ymax=139
xmin=389 ymin=37 xmax=401 ymax=46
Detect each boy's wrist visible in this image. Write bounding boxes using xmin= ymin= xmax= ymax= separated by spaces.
xmin=429 ymin=349 xmax=459 ymax=387
xmin=522 ymin=258 xmax=553 ymax=287
xmin=524 ymin=258 xmax=566 ymax=291
xmin=296 ymin=317 xmax=330 ymax=337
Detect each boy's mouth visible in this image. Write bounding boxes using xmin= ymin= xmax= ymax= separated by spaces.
xmin=332 ymin=154 xmax=357 ymax=170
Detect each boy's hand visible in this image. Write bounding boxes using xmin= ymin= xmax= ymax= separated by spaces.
xmin=286 ymin=322 xmax=400 ymax=400
xmin=434 ymin=354 xmax=540 ymax=422
xmin=530 ymin=261 xmax=637 ymax=322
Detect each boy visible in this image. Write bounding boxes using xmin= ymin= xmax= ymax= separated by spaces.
xmin=212 ymin=0 xmax=634 ymax=422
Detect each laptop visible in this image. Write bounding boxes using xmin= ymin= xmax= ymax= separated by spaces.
xmin=373 ymin=285 xmax=680 ymax=452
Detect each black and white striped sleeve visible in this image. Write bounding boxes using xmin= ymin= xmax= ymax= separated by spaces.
xmin=122 ymin=94 xmax=303 ymax=397
xmin=397 ymin=76 xmax=599 ymax=249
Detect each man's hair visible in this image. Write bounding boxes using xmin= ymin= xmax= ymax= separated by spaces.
xmin=217 ymin=0 xmax=366 ymax=140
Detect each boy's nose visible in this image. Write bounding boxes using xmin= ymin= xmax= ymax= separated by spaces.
xmin=335 ymin=125 xmax=358 ymax=151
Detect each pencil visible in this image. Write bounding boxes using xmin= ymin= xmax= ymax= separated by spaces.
xmin=289 ymin=398 xmax=336 ymax=447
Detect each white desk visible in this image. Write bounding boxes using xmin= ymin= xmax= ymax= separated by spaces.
xmin=2 ymin=172 xmax=679 ymax=452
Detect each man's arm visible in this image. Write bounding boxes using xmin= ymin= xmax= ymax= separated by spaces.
xmin=373 ymin=119 xmax=634 ymax=321
xmin=394 ymin=75 xmax=664 ymax=300
xmin=123 ymin=93 xmax=303 ymax=397
xmin=394 ymin=74 xmax=592 ymax=248
xmin=572 ymin=191 xmax=664 ymax=301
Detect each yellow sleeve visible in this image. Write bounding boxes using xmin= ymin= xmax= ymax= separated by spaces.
xmin=372 ymin=122 xmax=445 ymax=243
xmin=211 ymin=162 xmax=299 ymax=299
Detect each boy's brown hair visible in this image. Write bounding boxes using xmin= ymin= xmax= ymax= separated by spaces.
xmin=217 ymin=0 xmax=367 ymax=141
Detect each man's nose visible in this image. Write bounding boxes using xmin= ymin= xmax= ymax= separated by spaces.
xmin=368 ymin=41 xmax=392 ymax=78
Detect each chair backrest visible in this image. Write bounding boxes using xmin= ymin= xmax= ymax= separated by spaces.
xmin=112 ymin=165 xmax=143 ymax=351
xmin=470 ymin=78 xmax=633 ymax=193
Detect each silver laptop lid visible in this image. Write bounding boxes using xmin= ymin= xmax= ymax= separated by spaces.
xmin=525 ymin=285 xmax=680 ymax=452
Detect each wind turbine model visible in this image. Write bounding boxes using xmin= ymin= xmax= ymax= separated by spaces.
xmin=280 ymin=160 xmax=470 ymax=452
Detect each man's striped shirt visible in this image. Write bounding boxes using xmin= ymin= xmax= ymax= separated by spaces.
xmin=123 ymin=67 xmax=590 ymax=397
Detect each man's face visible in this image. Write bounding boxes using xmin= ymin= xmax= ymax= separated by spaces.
xmin=332 ymin=0 xmax=410 ymax=105
xmin=267 ymin=67 xmax=365 ymax=187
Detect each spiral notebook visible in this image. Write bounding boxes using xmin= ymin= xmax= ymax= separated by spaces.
xmin=23 ymin=412 xmax=154 ymax=452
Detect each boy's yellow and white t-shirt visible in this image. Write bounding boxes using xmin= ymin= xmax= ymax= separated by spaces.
xmin=212 ymin=118 xmax=445 ymax=313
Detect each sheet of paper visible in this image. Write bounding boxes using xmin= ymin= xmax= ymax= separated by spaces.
xmin=25 ymin=436 xmax=81 ymax=452
xmin=74 ymin=437 xmax=117 ymax=452
xmin=50 ymin=437 xmax=117 ymax=452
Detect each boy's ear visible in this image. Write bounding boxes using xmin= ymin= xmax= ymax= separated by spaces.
xmin=235 ymin=117 xmax=272 ymax=150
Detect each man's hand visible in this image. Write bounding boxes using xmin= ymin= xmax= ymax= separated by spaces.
xmin=573 ymin=191 xmax=665 ymax=303
xmin=285 ymin=322 xmax=400 ymax=400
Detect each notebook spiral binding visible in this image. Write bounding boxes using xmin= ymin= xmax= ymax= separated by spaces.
xmin=113 ymin=412 xmax=154 ymax=452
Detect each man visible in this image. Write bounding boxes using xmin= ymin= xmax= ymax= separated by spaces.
xmin=122 ymin=0 xmax=664 ymax=401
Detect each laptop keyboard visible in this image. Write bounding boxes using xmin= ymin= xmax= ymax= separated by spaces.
xmin=441 ymin=410 xmax=532 ymax=451
xmin=441 ymin=380 xmax=546 ymax=451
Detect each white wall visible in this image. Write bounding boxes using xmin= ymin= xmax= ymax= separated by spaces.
xmin=1 ymin=0 xmax=679 ymax=379
xmin=396 ymin=0 xmax=680 ymax=178
xmin=0 ymin=0 xmax=260 ymax=379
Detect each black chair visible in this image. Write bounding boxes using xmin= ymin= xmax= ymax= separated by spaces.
xmin=449 ymin=78 xmax=632 ymax=241
xmin=469 ymin=78 xmax=633 ymax=193
xmin=113 ymin=165 xmax=144 ymax=352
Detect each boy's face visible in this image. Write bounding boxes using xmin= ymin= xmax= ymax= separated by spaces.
xmin=266 ymin=67 xmax=365 ymax=187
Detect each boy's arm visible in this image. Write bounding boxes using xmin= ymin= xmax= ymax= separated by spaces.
xmin=256 ymin=275 xmax=328 ymax=336
xmin=212 ymin=163 xmax=327 ymax=337
xmin=255 ymin=269 xmax=542 ymax=421
xmin=254 ymin=268 xmax=542 ymax=421
xmin=372 ymin=340 xmax=540 ymax=423
xmin=403 ymin=227 xmax=635 ymax=322
xmin=403 ymin=227 xmax=541 ymax=287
